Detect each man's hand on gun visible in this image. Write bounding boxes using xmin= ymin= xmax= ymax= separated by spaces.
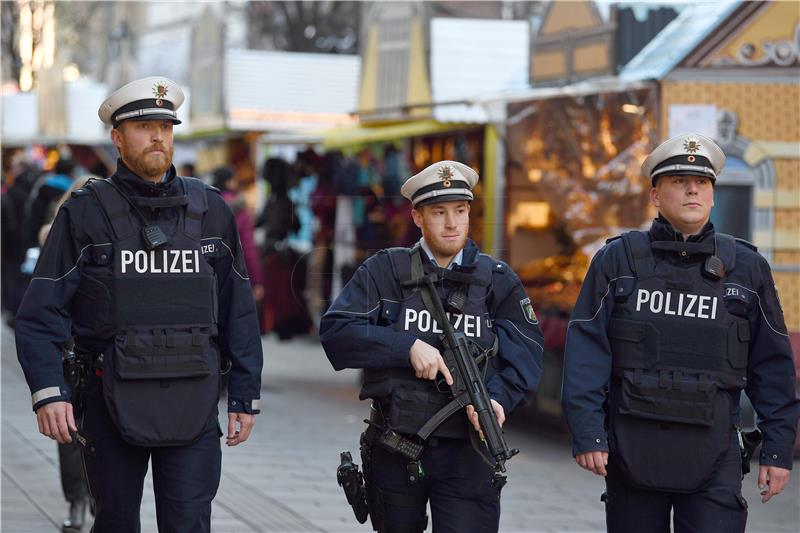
xmin=467 ymin=401 xmax=505 ymax=439
xmin=410 ymin=339 xmax=453 ymax=385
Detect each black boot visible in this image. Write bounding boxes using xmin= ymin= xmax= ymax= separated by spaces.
xmin=61 ymin=498 xmax=87 ymax=532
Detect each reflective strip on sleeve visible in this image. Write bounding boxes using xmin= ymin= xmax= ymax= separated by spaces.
xmin=31 ymin=386 xmax=63 ymax=407
xmin=251 ymin=399 xmax=261 ymax=411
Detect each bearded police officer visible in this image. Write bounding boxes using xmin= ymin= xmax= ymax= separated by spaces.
xmin=15 ymin=76 xmax=263 ymax=533
xmin=562 ymin=133 xmax=799 ymax=532
xmin=320 ymin=161 xmax=544 ymax=533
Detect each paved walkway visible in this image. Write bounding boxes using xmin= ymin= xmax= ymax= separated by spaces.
xmin=2 ymin=324 xmax=798 ymax=532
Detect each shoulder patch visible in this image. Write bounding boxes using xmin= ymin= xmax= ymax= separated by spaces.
xmin=519 ymin=296 xmax=538 ymax=324
xmin=734 ymin=238 xmax=758 ymax=252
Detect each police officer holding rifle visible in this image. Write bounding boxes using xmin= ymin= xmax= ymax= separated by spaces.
xmin=322 ymin=160 xmax=544 ymax=533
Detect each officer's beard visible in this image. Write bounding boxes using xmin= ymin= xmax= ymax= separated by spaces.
xmin=427 ymin=231 xmax=468 ymax=261
xmin=123 ymin=145 xmax=173 ymax=182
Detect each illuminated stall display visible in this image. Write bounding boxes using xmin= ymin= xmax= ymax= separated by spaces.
xmin=504 ymin=88 xmax=656 ymax=417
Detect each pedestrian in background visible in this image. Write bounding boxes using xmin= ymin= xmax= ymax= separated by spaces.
xmin=26 ymin=157 xmax=78 ymax=249
xmin=258 ymin=157 xmax=309 ymax=339
xmin=1 ymin=160 xmax=42 ymax=321
xmin=562 ymin=133 xmax=798 ymax=533
xmin=213 ymin=166 xmax=264 ymax=305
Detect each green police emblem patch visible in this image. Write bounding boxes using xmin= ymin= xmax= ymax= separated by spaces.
xmin=519 ymin=297 xmax=537 ymax=324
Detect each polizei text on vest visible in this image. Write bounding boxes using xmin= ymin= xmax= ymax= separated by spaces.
xmin=403 ymin=309 xmax=483 ymax=337
xmin=635 ymin=289 xmax=718 ymax=320
xmin=120 ymin=249 xmax=201 ymax=274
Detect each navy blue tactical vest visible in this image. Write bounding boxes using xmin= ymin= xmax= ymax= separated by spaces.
xmin=607 ymin=231 xmax=749 ymax=492
xmin=363 ymin=246 xmax=497 ymax=438
xmin=72 ymin=177 xmax=219 ymax=447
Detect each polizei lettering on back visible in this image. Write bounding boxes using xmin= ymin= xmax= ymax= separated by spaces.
xmin=635 ymin=289 xmax=718 ymax=320
xmin=403 ymin=308 xmax=482 ymax=337
xmin=120 ymin=249 xmax=201 ymax=274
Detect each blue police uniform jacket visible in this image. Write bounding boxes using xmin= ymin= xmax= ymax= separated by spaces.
xmin=319 ymin=239 xmax=544 ymax=435
xmin=562 ymin=217 xmax=799 ymax=471
xmin=15 ymin=160 xmax=263 ymax=418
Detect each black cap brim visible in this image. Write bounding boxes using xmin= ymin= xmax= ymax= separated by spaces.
xmin=414 ymin=194 xmax=473 ymax=207
xmin=652 ymin=170 xmax=716 ymax=186
xmin=118 ymin=114 xmax=182 ymax=126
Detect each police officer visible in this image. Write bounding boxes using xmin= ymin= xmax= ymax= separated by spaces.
xmin=15 ymin=76 xmax=264 ymax=533
xmin=320 ymin=161 xmax=544 ymax=533
xmin=562 ymin=133 xmax=799 ymax=532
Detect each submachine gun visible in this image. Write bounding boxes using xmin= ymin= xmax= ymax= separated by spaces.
xmin=405 ymin=269 xmax=519 ymax=487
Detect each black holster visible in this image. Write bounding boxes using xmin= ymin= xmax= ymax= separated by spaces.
xmin=337 ymin=451 xmax=369 ymax=524
xmin=739 ymin=427 xmax=762 ymax=476
xmin=62 ymin=346 xmax=91 ymax=414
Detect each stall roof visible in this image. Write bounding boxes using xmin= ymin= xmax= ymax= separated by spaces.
xmin=322 ymin=119 xmax=476 ymax=149
xmin=619 ymin=1 xmax=741 ymax=81
xmin=476 ymin=77 xmax=654 ymax=105
xmin=314 ymin=77 xmax=655 ymax=149
xmin=225 ymin=49 xmax=360 ymax=132
xmin=429 ymin=18 xmax=530 ymax=123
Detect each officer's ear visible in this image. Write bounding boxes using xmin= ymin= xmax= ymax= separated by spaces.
xmin=411 ymin=206 xmax=424 ymax=229
xmin=110 ymin=125 xmax=124 ymax=150
xmin=649 ymin=186 xmax=661 ymax=208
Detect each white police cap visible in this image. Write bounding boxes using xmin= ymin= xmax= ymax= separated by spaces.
xmin=642 ymin=132 xmax=726 ymax=185
xmin=401 ymin=160 xmax=479 ymax=207
xmin=98 ymin=76 xmax=184 ymax=127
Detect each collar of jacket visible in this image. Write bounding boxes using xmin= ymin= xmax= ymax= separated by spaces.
xmin=111 ymin=158 xmax=180 ymax=198
xmin=458 ymin=239 xmax=481 ymax=266
xmin=649 ymin=216 xmax=714 ymax=244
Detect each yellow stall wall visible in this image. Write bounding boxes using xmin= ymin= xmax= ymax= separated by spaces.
xmin=661 ymin=81 xmax=800 ymax=332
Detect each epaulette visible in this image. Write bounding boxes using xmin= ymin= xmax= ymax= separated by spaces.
xmin=734 ymin=237 xmax=758 ymax=252
xmin=491 ymin=260 xmax=507 ymax=274
xmin=73 ymin=176 xmax=105 ymax=199
xmin=475 ymin=253 xmax=506 ymax=274
xmin=605 ymin=235 xmax=623 ymax=244
xmin=205 ymin=184 xmax=221 ymax=194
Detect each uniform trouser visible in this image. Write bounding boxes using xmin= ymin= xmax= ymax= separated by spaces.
xmin=368 ymin=436 xmax=501 ymax=533
xmin=80 ymin=376 xmax=222 ymax=533
xmin=604 ymin=433 xmax=747 ymax=533
xmin=58 ymin=440 xmax=88 ymax=502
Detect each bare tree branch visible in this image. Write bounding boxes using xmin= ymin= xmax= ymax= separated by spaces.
xmin=247 ymin=1 xmax=359 ymax=54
